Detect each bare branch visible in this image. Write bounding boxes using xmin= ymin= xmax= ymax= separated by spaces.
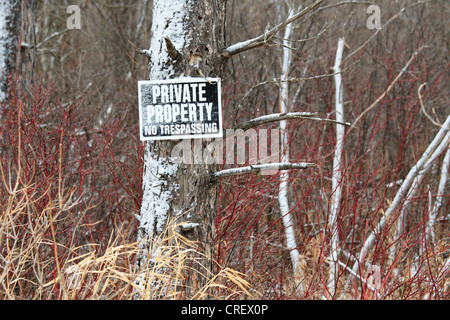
xmin=211 ymin=162 xmax=315 ymax=181
xmin=343 ymin=1 xmax=430 ymax=63
xmin=234 ymin=112 xmax=350 ymax=131
xmin=418 ymin=82 xmax=442 ymax=127
xmin=21 ymin=29 xmax=70 ymax=50
xmin=351 ymin=114 xmax=450 ymax=276
xmin=220 ymin=0 xmax=323 ymax=59
xmin=347 ymin=46 xmax=427 ymax=135
xmin=237 ymin=57 xmax=360 ymax=106
xmin=129 ymin=40 xmax=152 ymax=59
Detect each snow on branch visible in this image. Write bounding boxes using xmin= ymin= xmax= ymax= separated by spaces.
xmin=391 ymin=130 xmax=450 ymax=261
xmin=211 ymin=162 xmax=315 ymax=181
xmin=235 ymin=112 xmax=350 ymax=131
xmin=220 ymin=0 xmax=323 ymax=58
xmin=129 ymin=40 xmax=152 ymax=59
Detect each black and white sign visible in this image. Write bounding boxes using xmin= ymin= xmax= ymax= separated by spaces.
xmin=138 ymin=77 xmax=223 ymax=140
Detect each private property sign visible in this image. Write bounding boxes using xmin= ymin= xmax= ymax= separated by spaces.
xmin=138 ymin=78 xmax=223 ymax=140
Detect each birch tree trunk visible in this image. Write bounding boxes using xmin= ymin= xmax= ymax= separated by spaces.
xmin=425 ymin=146 xmax=450 ymax=244
xmin=0 ymin=0 xmax=21 ymax=101
xmin=137 ymin=0 xmax=226 ymax=296
xmin=389 ymin=131 xmax=450 ymax=265
xmin=351 ymin=115 xmax=450 ymax=276
xmin=277 ymin=5 xmax=302 ymax=288
xmin=137 ymin=0 xmax=322 ymax=298
xmin=327 ymin=37 xmax=345 ymax=297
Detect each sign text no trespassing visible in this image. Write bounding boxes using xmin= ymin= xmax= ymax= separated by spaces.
xmin=138 ymin=78 xmax=223 ymax=140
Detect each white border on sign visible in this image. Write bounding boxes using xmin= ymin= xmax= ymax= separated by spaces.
xmin=138 ymin=77 xmax=223 ymax=141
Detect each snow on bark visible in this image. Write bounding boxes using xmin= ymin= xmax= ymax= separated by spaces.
xmin=327 ymin=38 xmax=345 ymax=296
xmin=137 ymin=0 xmax=227 ymax=297
xmin=135 ymin=1 xmax=194 ymax=299
xmin=148 ymin=0 xmax=190 ymax=80
xmin=0 ymin=2 xmax=7 ymax=77
xmin=138 ymin=0 xmax=191 ymax=261
xmin=137 ymin=155 xmax=179 ymax=242
xmin=212 ymin=162 xmax=314 ymax=180
xmin=0 ymin=0 xmax=21 ymax=101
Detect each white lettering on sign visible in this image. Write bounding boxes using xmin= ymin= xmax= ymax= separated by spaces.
xmin=138 ymin=78 xmax=222 ymax=140
xmin=152 ymin=83 xmax=208 ymax=104
xmin=146 ymin=103 xmax=214 ymax=124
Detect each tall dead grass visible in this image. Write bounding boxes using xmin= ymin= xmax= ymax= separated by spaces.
xmin=0 ymin=85 xmax=252 ymax=300
xmin=0 ymin=172 xmax=253 ymax=299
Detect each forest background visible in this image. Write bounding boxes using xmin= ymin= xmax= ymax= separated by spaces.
xmin=0 ymin=0 xmax=448 ymax=300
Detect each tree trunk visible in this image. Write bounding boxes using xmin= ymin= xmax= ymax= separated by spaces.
xmin=277 ymin=4 xmax=302 ymax=289
xmin=0 ymin=0 xmax=21 ymax=101
xmin=327 ymin=37 xmax=345 ymax=297
xmin=138 ymin=0 xmax=226 ymax=296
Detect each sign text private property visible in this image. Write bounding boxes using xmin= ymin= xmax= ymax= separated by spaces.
xmin=138 ymin=78 xmax=223 ymax=140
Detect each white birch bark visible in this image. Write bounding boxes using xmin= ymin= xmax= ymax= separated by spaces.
xmin=425 ymin=146 xmax=450 ymax=244
xmin=327 ymin=37 xmax=345 ymax=296
xmin=136 ymin=0 xmax=189 ymax=289
xmin=415 ymin=145 xmax=450 ymax=293
xmin=351 ymin=115 xmax=450 ymax=276
xmin=0 ymin=0 xmax=10 ymax=100
xmin=390 ymin=131 xmax=450 ymax=263
xmin=277 ymin=7 xmax=302 ymax=288
xmin=0 ymin=0 xmax=20 ymax=101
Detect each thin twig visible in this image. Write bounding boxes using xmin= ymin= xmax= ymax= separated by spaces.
xmin=343 ymin=0 xmax=431 ymax=63
xmin=129 ymin=40 xmax=152 ymax=59
xmin=221 ymin=0 xmax=323 ymax=58
xmin=347 ymin=46 xmax=427 ymax=135
xmin=418 ymin=83 xmax=441 ymax=127
xmin=238 ymin=57 xmax=360 ymax=106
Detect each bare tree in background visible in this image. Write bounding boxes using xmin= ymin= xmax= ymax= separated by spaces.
xmin=1 ymin=0 xmax=447 ymax=300
xmin=0 ymin=0 xmax=21 ymax=100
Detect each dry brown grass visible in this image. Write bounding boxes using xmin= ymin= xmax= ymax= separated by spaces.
xmin=0 ymin=165 xmax=253 ymax=300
